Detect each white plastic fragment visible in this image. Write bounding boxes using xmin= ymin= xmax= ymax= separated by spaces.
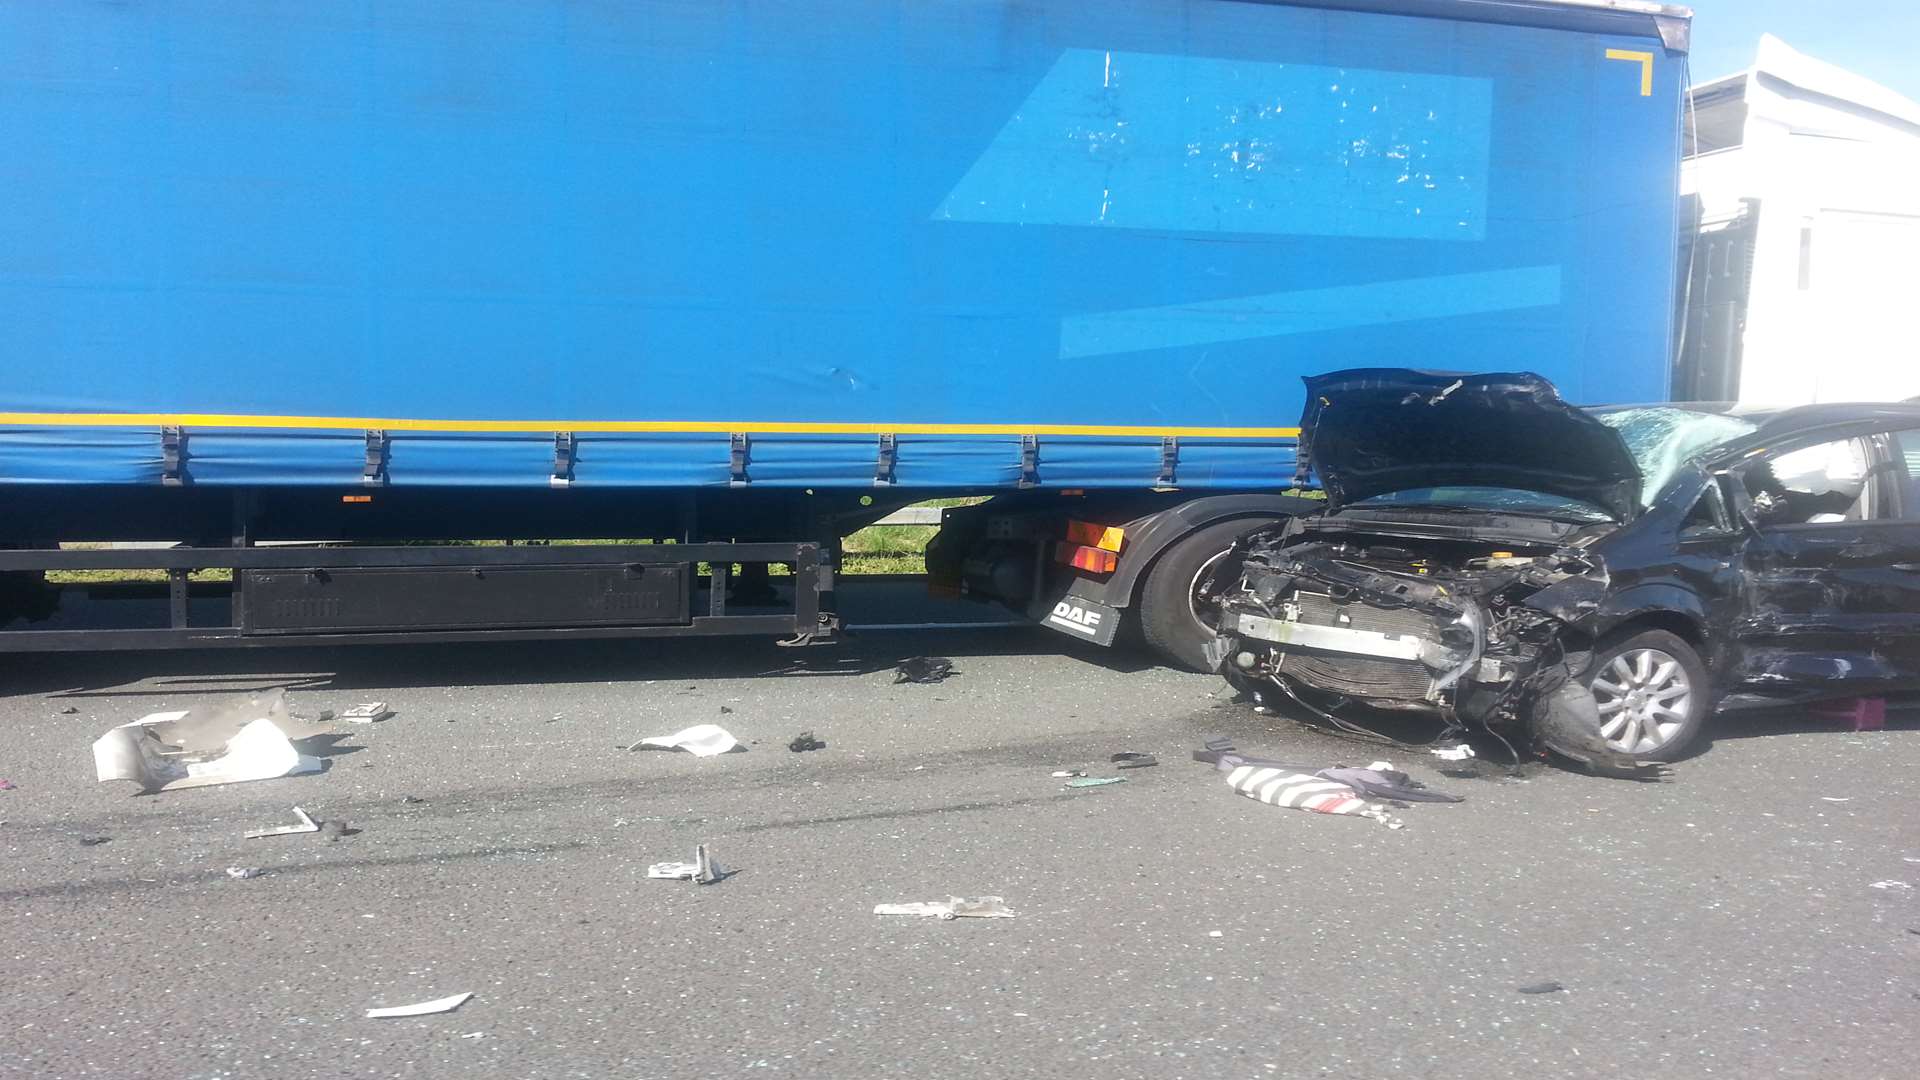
xmin=647 ymin=844 xmax=721 ymax=884
xmin=244 ymin=806 xmax=320 ymax=839
xmin=91 ymin=690 xmax=326 ymax=793
xmin=365 ymin=992 xmax=474 ymax=1019
xmin=339 ymin=702 xmax=393 ymax=724
xmin=874 ymin=897 xmax=1016 ymax=920
xmin=626 ymin=724 xmax=739 ymax=756
xmin=1868 ymin=880 xmax=1912 ymax=891
xmin=1431 ymin=744 xmax=1475 ymax=762
xmin=225 ymin=866 xmax=265 ymax=880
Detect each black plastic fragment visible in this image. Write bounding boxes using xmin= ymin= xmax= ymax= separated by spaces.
xmin=895 ymin=656 xmax=956 ymax=684
xmin=1517 ymin=981 xmax=1565 ymax=995
xmin=1110 ymin=752 xmax=1158 ymax=769
xmin=788 ymin=731 xmax=827 ymax=753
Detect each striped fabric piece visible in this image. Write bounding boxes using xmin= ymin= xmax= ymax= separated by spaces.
xmin=1225 ymin=766 xmax=1404 ymax=828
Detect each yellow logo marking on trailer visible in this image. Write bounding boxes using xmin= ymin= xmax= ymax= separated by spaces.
xmin=1605 ymin=48 xmax=1655 ymax=97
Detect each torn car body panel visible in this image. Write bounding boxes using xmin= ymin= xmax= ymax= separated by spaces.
xmin=1725 ymin=519 xmax=1920 ymax=699
xmin=1217 ymin=368 xmax=1920 ymax=768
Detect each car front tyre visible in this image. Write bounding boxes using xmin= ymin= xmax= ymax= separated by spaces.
xmin=1583 ymin=628 xmax=1711 ymax=762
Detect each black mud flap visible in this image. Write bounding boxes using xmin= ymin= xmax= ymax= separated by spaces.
xmin=1037 ymin=587 xmax=1122 ymax=647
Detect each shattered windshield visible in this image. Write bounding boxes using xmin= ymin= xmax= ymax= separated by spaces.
xmin=1596 ymin=408 xmax=1758 ymax=505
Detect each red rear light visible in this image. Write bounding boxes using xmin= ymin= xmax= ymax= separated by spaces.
xmin=1054 ymin=542 xmax=1118 ymax=574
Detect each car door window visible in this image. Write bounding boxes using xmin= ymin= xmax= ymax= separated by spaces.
xmin=1742 ymin=437 xmax=1876 ymax=525
xmin=1894 ymin=430 xmax=1920 ymax=519
xmin=1678 ymin=479 xmax=1735 ymax=538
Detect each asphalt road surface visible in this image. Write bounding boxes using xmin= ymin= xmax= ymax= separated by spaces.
xmin=2 ymin=609 xmax=1916 ymax=1078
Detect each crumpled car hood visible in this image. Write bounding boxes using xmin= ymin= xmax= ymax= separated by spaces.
xmin=1299 ymin=369 xmax=1643 ymax=521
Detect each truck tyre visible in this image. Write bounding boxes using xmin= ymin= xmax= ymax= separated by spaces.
xmin=1137 ymin=518 xmax=1274 ymax=672
xmin=1582 ymin=628 xmax=1710 ymax=762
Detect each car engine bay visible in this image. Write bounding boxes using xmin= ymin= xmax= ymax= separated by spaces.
xmin=1210 ymin=522 xmax=1640 ymax=770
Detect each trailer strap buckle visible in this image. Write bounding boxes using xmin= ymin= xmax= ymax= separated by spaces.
xmin=161 ymin=426 xmax=189 ymax=486
xmin=550 ymin=431 xmax=577 ymax=488
xmin=1158 ymin=435 xmax=1180 ymax=488
xmin=729 ymin=433 xmax=751 ymax=487
xmin=362 ymin=430 xmax=390 ymax=486
xmin=874 ymin=433 xmax=897 ymax=487
xmin=1017 ymin=434 xmax=1040 ymax=489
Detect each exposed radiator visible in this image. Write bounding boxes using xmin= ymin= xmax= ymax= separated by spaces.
xmin=1279 ymin=652 xmax=1434 ymax=700
xmin=1290 ymin=591 xmax=1439 ymax=640
xmin=1277 ymin=591 xmax=1439 ymax=700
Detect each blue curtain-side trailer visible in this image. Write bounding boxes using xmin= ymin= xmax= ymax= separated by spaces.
xmin=0 ymin=0 xmax=1689 ymax=661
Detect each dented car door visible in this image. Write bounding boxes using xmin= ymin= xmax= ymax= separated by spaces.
xmin=1728 ymin=431 xmax=1920 ymax=696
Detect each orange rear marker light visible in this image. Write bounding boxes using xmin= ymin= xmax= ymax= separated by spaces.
xmin=1065 ymin=520 xmax=1125 ymax=552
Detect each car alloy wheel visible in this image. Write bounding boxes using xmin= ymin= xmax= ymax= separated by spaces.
xmin=1590 ymin=647 xmax=1694 ymax=755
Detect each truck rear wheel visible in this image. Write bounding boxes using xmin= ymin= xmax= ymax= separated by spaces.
xmin=1137 ymin=518 xmax=1270 ymax=672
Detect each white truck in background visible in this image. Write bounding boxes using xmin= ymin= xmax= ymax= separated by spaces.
xmin=1677 ymin=34 xmax=1920 ymax=405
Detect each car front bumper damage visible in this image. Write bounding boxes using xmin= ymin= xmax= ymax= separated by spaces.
xmin=1210 ymin=537 xmax=1651 ymax=774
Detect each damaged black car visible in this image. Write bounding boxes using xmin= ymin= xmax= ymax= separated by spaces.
xmin=1207 ymin=369 xmax=1920 ymax=773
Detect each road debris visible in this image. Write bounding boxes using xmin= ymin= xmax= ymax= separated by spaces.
xmin=400 ymin=795 xmax=426 ymax=805
xmin=1869 ymin=880 xmax=1913 ymax=891
xmin=339 ymin=702 xmax=393 ymax=724
xmin=225 ymin=866 xmax=265 ymax=880
xmin=1517 ymin=981 xmax=1565 ymax=995
xmin=58 ymin=705 xmax=78 ymax=715
xmin=244 ymin=806 xmax=321 ymax=839
xmin=1109 ymin=752 xmax=1158 ymax=769
xmin=894 ymin=656 xmax=956 ymax=684
xmin=647 ymin=844 xmax=723 ymax=884
xmin=625 ymin=724 xmax=740 ymax=756
xmin=77 ymin=836 xmax=110 ymax=847
xmin=1065 ymin=776 xmax=1125 ymax=788
xmin=460 ymin=1031 xmax=485 ymax=1040
xmin=1195 ymin=741 xmax=1408 ymax=827
xmin=874 ymin=896 xmax=1014 ymax=919
xmin=1229 ymin=767 xmax=1405 ymax=828
xmin=1431 ymin=743 xmax=1475 ymax=762
xmin=1316 ymin=763 xmax=1462 ymax=803
xmin=91 ymin=689 xmax=327 ymax=793
xmin=0 ymin=779 xmax=15 ymax=791
xmin=365 ymin=992 xmax=473 ymax=1019
xmin=788 ymin=730 xmax=827 ymax=753
xmin=321 ymin=819 xmax=352 ymax=842
xmin=1050 ymin=770 xmax=1086 ymax=778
